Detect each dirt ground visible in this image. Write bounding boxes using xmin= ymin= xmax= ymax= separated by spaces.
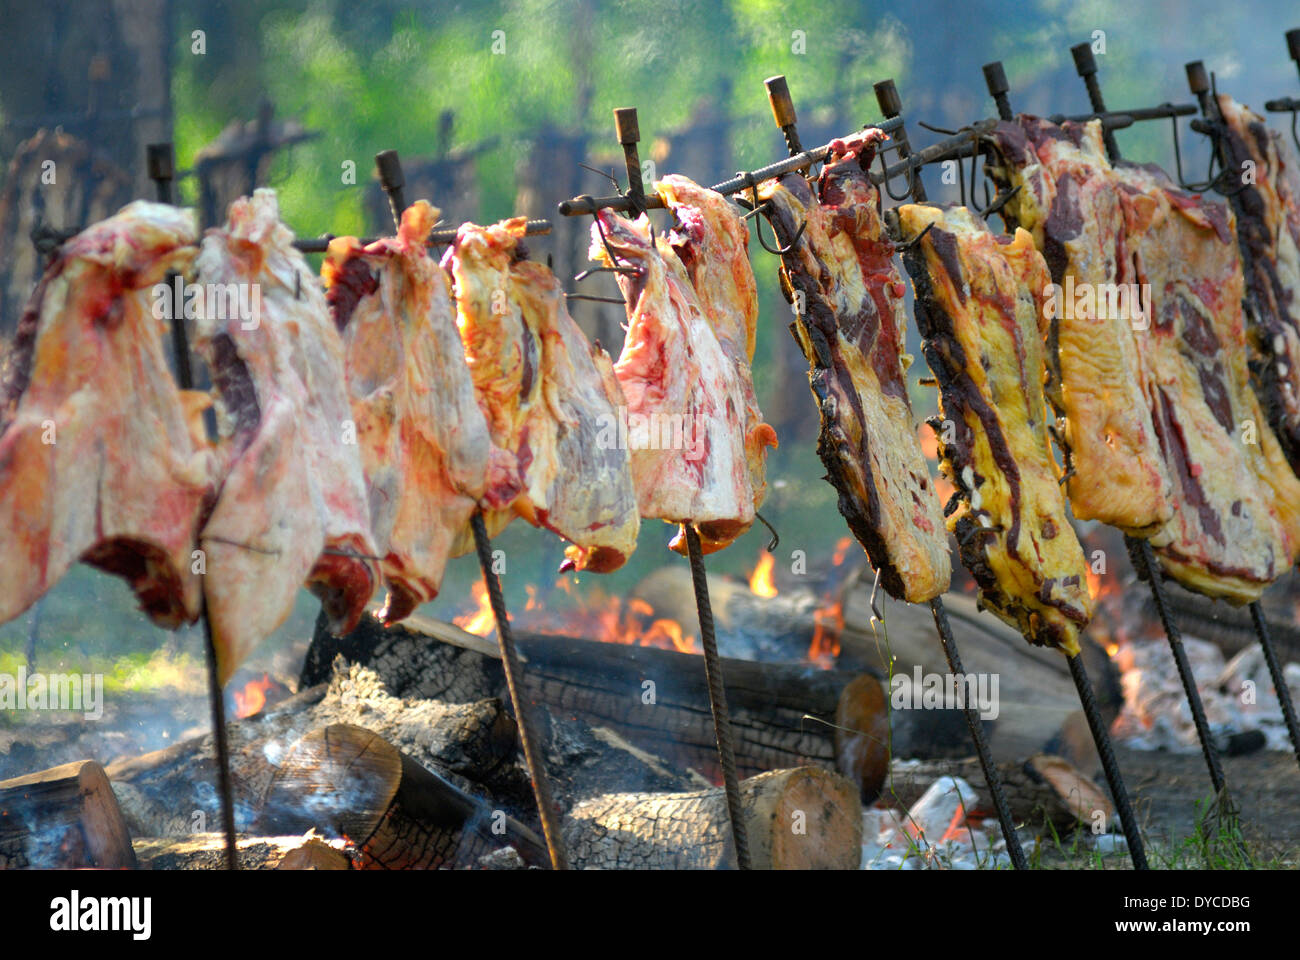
xmin=1093 ymin=746 xmax=1300 ymax=865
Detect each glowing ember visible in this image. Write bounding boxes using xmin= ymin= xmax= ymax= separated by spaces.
xmin=233 ymin=673 xmax=275 ymax=719
xmin=748 ymin=551 xmax=778 ymax=598
xmin=454 ymin=581 xmax=497 ymax=636
xmin=809 ymin=601 xmax=843 ymax=665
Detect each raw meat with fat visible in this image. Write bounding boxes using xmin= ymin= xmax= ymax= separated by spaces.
xmin=655 ymin=175 xmax=779 ymax=555
xmin=194 ymin=189 xmax=378 ymax=682
xmin=0 ymin=201 xmax=213 ymax=629
xmin=323 ymin=201 xmax=495 ymax=622
xmin=446 ymin=217 xmax=639 ymax=571
xmin=590 ymin=208 xmax=752 ymax=550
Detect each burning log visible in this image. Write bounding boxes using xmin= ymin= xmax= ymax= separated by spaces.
xmin=132 ymin=833 xmax=352 ymax=870
xmin=106 ymin=666 xmax=518 ymax=837
xmin=512 ymin=631 xmax=933 ymax=801
xmin=881 ymin=754 xmax=1115 ymax=833
xmin=303 ymin=613 xmax=967 ymax=800
xmin=562 ymin=766 xmax=862 ymax=869
xmin=0 ymin=760 xmax=137 ymax=869
xmin=259 ymin=724 xmax=548 ymax=869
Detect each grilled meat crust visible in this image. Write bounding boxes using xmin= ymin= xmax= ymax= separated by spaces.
xmin=898 ymin=204 xmax=1092 ymax=654
xmin=1216 ymin=95 xmax=1300 ymax=474
xmin=758 ymin=130 xmax=950 ymax=603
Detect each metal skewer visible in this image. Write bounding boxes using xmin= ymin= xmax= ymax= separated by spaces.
xmin=1068 ymin=45 xmax=1236 ymax=804
xmin=589 ymin=108 xmax=751 ymax=867
xmin=557 ymin=113 xmax=904 ymax=217
xmin=1184 ymin=58 xmax=1300 ymax=773
xmin=375 ymin=150 xmax=569 ymax=870
xmin=292 ymin=220 xmax=551 ymax=254
xmin=1126 ymin=537 xmax=1228 ymax=794
xmin=684 ymin=523 xmax=752 ymax=870
xmin=147 ymin=142 xmax=239 ymax=871
xmin=980 ymin=61 xmax=1149 ymax=869
xmin=860 ymin=78 xmax=1028 ymax=870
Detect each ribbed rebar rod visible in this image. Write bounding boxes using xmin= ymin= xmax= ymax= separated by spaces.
xmin=1067 ymin=652 xmax=1149 ymax=868
xmin=1127 ymin=536 xmax=1227 ymax=794
xmin=1250 ymin=601 xmax=1300 ymax=771
xmin=148 ymin=142 xmax=239 ymax=871
xmin=929 ymin=597 xmax=1028 ymax=869
xmin=684 ymin=523 xmax=751 ymax=870
xmin=470 ymin=513 xmax=569 ymax=870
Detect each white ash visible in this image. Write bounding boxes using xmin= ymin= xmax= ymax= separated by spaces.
xmin=860 ymin=776 xmax=1012 ymax=870
xmin=1112 ymin=636 xmax=1300 ymax=753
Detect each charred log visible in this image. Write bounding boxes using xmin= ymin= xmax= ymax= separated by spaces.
xmin=0 ymin=760 xmax=137 ymax=869
xmin=259 ymin=724 xmax=548 ymax=869
xmin=563 ymin=766 xmax=862 ymax=869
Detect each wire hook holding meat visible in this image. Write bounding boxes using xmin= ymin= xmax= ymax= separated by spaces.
xmin=739 ymin=172 xmax=806 ymax=255
xmin=1171 ymin=110 xmax=1223 ymax=192
xmin=584 ymin=197 xmax=630 ymax=269
xmin=978 ymin=184 xmax=1021 ymax=220
xmin=754 ymin=511 xmax=780 ymax=552
xmin=877 ymin=147 xmax=918 ymax=202
xmin=895 ymin=219 xmax=935 ymax=251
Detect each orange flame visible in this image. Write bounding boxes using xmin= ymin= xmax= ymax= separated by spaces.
xmin=831 ymin=536 xmax=853 ymax=567
xmin=455 ymin=580 xmax=700 ymax=655
xmin=748 ymin=551 xmax=778 ymax=598
xmin=233 ymin=673 xmax=274 ymax=719
xmin=809 ymin=601 xmax=843 ymax=665
xmin=454 ymin=581 xmax=497 ymax=636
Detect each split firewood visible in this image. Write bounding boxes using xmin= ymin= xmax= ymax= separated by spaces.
xmin=563 ymin=766 xmax=862 ymax=870
xmin=260 ymin=724 xmax=549 ymax=869
xmin=879 ymin=754 xmax=1115 ymax=833
xmin=0 ymin=760 xmax=137 ymax=869
xmin=132 ymin=832 xmax=352 ymax=870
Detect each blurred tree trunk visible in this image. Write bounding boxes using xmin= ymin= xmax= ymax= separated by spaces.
xmin=0 ymin=0 xmax=172 ymax=198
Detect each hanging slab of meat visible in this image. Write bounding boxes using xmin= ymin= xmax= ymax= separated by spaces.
xmin=756 ymin=129 xmax=950 ymax=603
xmin=1110 ymin=161 xmax=1300 ymax=602
xmin=193 ymin=189 xmax=378 ymax=683
xmin=986 ymin=116 xmax=1175 ymax=536
xmin=589 ymin=208 xmax=753 ymax=549
xmin=897 ymin=205 xmax=1092 ymax=654
xmin=322 ymin=201 xmax=495 ymax=622
xmin=445 ymin=218 xmax=639 ymax=572
xmin=1215 ymin=95 xmax=1300 ymax=473
xmin=0 ymin=201 xmax=213 ymax=629
xmin=655 ymin=175 xmax=778 ymax=554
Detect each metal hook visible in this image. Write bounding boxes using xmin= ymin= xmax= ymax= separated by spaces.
xmin=877 ymin=148 xmax=919 ymax=202
xmin=754 ymin=511 xmax=780 ymax=552
xmin=978 ymin=184 xmax=1021 ymax=220
xmin=896 ymin=219 xmax=936 ymax=251
xmin=740 ymin=172 xmax=806 ymax=255
xmin=1171 ymin=109 xmax=1221 ymax=192
xmin=574 ymin=265 xmax=636 ymax=281
xmin=584 ymin=197 xmax=629 ymax=269
xmin=578 ymin=161 xmax=622 ymax=193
